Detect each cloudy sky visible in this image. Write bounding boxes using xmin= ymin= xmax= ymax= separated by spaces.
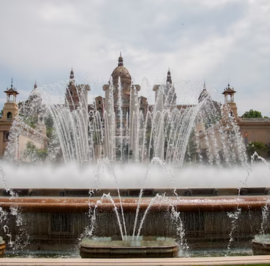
xmin=0 ymin=0 xmax=269 ymax=116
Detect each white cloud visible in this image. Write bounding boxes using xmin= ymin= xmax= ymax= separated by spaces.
xmin=0 ymin=0 xmax=269 ymax=116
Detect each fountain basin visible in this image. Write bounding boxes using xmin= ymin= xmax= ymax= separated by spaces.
xmin=0 ymin=195 xmax=269 ymax=252
xmin=0 ymin=195 xmax=269 ymax=212
xmin=80 ymin=236 xmax=179 ymax=258
xmin=252 ymin=235 xmax=270 ymax=255
xmin=0 ymin=237 xmax=6 ymax=257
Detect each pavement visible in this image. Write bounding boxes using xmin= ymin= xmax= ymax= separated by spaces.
xmin=1 ymin=256 xmax=270 ymax=266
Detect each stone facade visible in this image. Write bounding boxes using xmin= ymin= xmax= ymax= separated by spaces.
xmin=0 ymin=82 xmax=47 ymax=160
xmin=238 ymin=118 xmax=270 ymax=147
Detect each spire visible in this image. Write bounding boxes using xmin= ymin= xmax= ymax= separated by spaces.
xmin=166 ymin=68 xmax=172 ymax=84
xmin=70 ymin=68 xmax=74 ymax=80
xmin=203 ymin=81 xmax=206 ymax=90
xmin=34 ymin=81 xmax=37 ymax=89
xmin=118 ymin=52 xmax=123 ymax=66
xmin=227 ymin=78 xmax=231 ymax=89
xmin=11 ymin=78 xmax=13 ymax=89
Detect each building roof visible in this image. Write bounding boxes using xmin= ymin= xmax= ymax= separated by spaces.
xmin=4 ymin=88 xmax=19 ymax=95
xmin=4 ymin=78 xmax=19 ymax=95
xmin=222 ymin=84 xmax=236 ymax=95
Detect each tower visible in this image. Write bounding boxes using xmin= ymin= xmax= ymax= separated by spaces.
xmin=222 ymin=84 xmax=238 ymax=118
xmin=2 ymin=79 xmax=19 ymax=121
xmin=153 ymin=69 xmax=176 ymax=107
xmin=102 ymin=53 xmax=141 ymax=160
xmin=65 ymin=68 xmax=79 ymax=111
xmin=0 ymin=79 xmax=19 ymax=157
xmin=198 ymin=82 xmax=211 ymax=103
xmin=166 ymin=69 xmax=172 ymax=84
xmin=65 ymin=68 xmax=90 ymax=111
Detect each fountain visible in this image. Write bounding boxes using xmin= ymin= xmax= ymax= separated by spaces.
xmin=0 ymin=236 xmax=6 ymax=257
xmin=0 ymin=59 xmax=270 ymax=261
xmin=252 ymin=235 xmax=270 ymax=255
xmin=80 ymin=236 xmax=179 ymax=258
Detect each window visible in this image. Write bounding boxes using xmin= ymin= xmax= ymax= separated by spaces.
xmin=7 ymin=112 xmax=12 ymax=120
xmin=99 ymin=100 xmax=101 ymax=104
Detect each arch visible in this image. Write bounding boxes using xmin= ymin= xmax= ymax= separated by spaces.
xmin=7 ymin=112 xmax=12 ymax=120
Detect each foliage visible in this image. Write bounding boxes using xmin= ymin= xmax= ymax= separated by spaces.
xmin=46 ymin=127 xmax=53 ymax=139
xmin=246 ymin=142 xmax=268 ymax=158
xmin=44 ymin=114 xmax=54 ymax=129
xmin=0 ymin=109 xmax=3 ymax=118
xmin=24 ymin=141 xmax=48 ymax=162
xmin=44 ymin=113 xmax=54 ymax=138
xmin=23 ymin=116 xmax=37 ymax=129
xmin=242 ymin=109 xmax=262 ymax=118
xmin=266 ymin=143 xmax=270 ymax=157
xmin=35 ymin=148 xmax=48 ymax=161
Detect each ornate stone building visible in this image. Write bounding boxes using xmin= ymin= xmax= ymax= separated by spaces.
xmin=65 ymin=54 xmax=270 ymax=160
xmin=0 ymin=81 xmax=47 ymax=159
xmin=1 ymin=55 xmax=269 ymax=160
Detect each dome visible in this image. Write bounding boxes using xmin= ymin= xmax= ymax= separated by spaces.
xmin=111 ymin=54 xmax=132 ymax=86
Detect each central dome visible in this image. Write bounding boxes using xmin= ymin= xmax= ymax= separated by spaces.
xmin=111 ymin=54 xmax=131 ymax=87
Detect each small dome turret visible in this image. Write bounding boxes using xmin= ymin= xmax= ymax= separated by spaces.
xmin=111 ymin=53 xmax=132 ymax=87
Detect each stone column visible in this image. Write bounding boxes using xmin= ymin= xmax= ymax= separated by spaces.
xmin=129 ymin=85 xmax=140 ymax=161
xmin=103 ymin=84 xmax=115 ymax=161
xmin=153 ymin=86 xmax=165 ymax=160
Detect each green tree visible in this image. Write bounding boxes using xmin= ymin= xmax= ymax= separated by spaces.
xmin=44 ymin=113 xmax=54 ymax=138
xmin=242 ymin=109 xmax=262 ymax=118
xmin=24 ymin=141 xmax=48 ymax=162
xmin=266 ymin=143 xmax=270 ymax=158
xmin=246 ymin=142 xmax=268 ymax=158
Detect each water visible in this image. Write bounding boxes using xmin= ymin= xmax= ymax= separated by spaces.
xmin=1 ymin=76 xmax=270 ymax=257
xmin=5 ymin=78 xmax=248 ymax=167
xmin=4 ymin=246 xmax=253 ymax=258
xmin=1 ymin=162 xmax=269 ymax=189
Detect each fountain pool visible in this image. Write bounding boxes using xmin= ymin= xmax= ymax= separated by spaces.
xmin=0 ymin=76 xmax=270 ymax=260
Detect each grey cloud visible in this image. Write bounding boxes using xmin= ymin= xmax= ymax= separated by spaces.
xmin=0 ymin=0 xmax=269 ymax=116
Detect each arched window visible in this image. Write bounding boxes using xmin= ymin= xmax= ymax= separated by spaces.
xmin=7 ymin=112 xmax=12 ymax=120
